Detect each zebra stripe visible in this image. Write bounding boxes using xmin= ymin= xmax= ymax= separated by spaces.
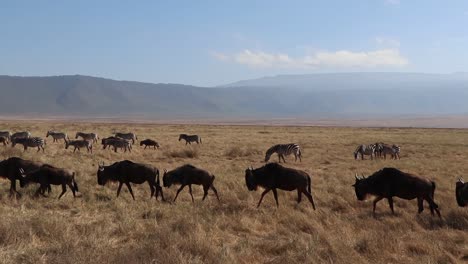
xmin=265 ymin=143 xmax=302 ymax=163
xmin=11 ymin=131 xmax=31 ymax=140
xmin=354 ymin=144 xmax=376 ymax=160
xmin=47 ymin=131 xmax=68 ymax=142
xmin=12 ymin=137 xmax=45 ymax=152
xmin=0 ymin=131 xmax=11 ymax=142
xmin=179 ymin=134 xmax=201 ymax=145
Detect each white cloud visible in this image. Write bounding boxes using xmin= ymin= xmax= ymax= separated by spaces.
xmin=213 ymin=48 xmax=409 ymax=69
xmin=385 ymin=0 xmax=400 ymax=5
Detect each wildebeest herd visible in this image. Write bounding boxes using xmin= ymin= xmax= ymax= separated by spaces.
xmin=0 ymin=129 xmax=467 ymax=219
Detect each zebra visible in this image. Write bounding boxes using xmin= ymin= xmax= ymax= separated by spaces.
xmin=115 ymin=132 xmax=137 ymax=144
xmin=392 ymin=145 xmax=401 ymax=160
xmin=0 ymin=131 xmax=11 ymax=143
xmin=103 ymin=138 xmax=132 ymax=153
xmin=374 ymin=142 xmax=385 ymax=158
xmin=75 ymin=132 xmax=99 ymax=143
xmin=354 ymin=144 xmax=376 ymax=160
xmin=179 ymin=134 xmax=202 ymax=145
xmin=11 ymin=131 xmax=31 ymax=141
xmin=46 ymin=131 xmax=69 ymax=143
xmin=65 ymin=139 xmax=93 ymax=153
xmin=0 ymin=136 xmax=8 ymax=146
xmin=265 ymin=143 xmax=302 ymax=163
xmin=11 ymin=137 xmax=45 ymax=152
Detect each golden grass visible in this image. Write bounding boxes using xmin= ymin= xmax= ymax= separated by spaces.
xmin=0 ymin=121 xmax=467 ymax=264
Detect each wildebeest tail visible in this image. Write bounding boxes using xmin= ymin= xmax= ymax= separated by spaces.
xmin=200 ymin=137 xmax=202 ymax=144
xmin=307 ymin=175 xmax=311 ymax=194
xmin=210 ymin=175 xmax=215 ymax=187
xmin=72 ymin=172 xmax=79 ymax=192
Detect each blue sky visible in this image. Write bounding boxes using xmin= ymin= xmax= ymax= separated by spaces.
xmin=1 ymin=0 xmax=467 ymax=86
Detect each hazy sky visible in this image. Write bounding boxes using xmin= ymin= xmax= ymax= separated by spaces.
xmin=1 ymin=1 xmax=467 ymax=86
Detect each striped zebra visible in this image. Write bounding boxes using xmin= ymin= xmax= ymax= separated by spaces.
xmin=12 ymin=137 xmax=45 ymax=152
xmin=103 ymin=137 xmax=132 ymax=153
xmin=115 ymin=132 xmax=137 ymax=144
xmin=265 ymin=143 xmax=302 ymax=163
xmin=374 ymin=142 xmax=385 ymax=158
xmin=0 ymin=131 xmax=11 ymax=143
xmin=46 ymin=131 xmax=69 ymax=143
xmin=354 ymin=144 xmax=376 ymax=160
xmin=179 ymin=134 xmax=202 ymax=145
xmin=75 ymin=132 xmax=99 ymax=143
xmin=11 ymin=131 xmax=31 ymax=141
xmin=65 ymin=139 xmax=93 ymax=153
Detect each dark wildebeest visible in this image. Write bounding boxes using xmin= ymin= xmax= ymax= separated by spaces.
xmin=115 ymin=132 xmax=137 ymax=144
xmin=65 ymin=139 xmax=93 ymax=153
xmin=19 ymin=164 xmax=79 ymax=199
xmin=0 ymin=157 xmax=45 ymax=196
xmin=163 ymin=164 xmax=219 ymax=202
xmin=0 ymin=136 xmax=8 ymax=146
xmin=245 ymin=163 xmax=316 ymax=209
xmin=178 ymin=134 xmax=202 ymax=145
xmin=97 ymin=160 xmax=164 ymax=200
xmin=455 ymin=178 xmax=468 ymax=207
xmin=352 ymin=168 xmax=441 ymax=217
xmin=140 ymin=139 xmax=160 ymax=149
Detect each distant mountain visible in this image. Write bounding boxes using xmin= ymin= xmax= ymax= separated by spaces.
xmin=0 ymin=73 xmax=468 ymax=119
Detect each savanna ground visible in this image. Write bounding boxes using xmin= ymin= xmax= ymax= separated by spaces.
xmin=0 ymin=121 xmax=467 ymax=264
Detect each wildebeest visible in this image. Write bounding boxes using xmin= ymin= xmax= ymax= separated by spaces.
xmin=140 ymin=139 xmax=160 ymax=149
xmin=19 ymin=164 xmax=79 ymax=199
xmin=245 ymin=163 xmax=316 ymax=209
xmin=352 ymin=168 xmax=441 ymax=217
xmin=11 ymin=131 xmax=31 ymax=141
xmin=163 ymin=164 xmax=219 ymax=202
xmin=46 ymin=131 xmax=68 ymax=142
xmin=455 ymin=178 xmax=468 ymax=207
xmin=0 ymin=157 xmax=43 ymax=196
xmin=179 ymin=134 xmax=202 ymax=145
xmin=65 ymin=139 xmax=93 ymax=153
xmin=265 ymin=143 xmax=302 ymax=163
xmin=0 ymin=131 xmax=11 ymax=143
xmin=97 ymin=160 xmax=164 ymax=200
xmin=115 ymin=132 xmax=137 ymax=144
xmin=0 ymin=136 xmax=8 ymax=146
xmin=102 ymin=137 xmax=131 ymax=153
xmin=11 ymin=137 xmax=46 ymax=152
xmin=354 ymin=144 xmax=376 ymax=160
xmin=75 ymin=132 xmax=99 ymax=143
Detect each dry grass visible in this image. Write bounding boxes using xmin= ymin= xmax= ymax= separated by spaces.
xmin=0 ymin=121 xmax=467 ymax=264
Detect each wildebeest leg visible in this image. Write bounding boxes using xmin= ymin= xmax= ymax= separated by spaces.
xmin=148 ymin=182 xmax=155 ymax=198
xmin=297 ymin=189 xmax=302 ymax=203
xmin=425 ymin=196 xmax=441 ymax=218
xmin=36 ymin=186 xmax=47 ymax=197
xmin=202 ymin=185 xmax=209 ymax=201
xmin=67 ymin=182 xmax=76 ymax=197
xmin=58 ymin=184 xmax=67 ymax=199
xmin=144 ymin=145 xmax=147 ymax=149
xmin=174 ymin=184 xmax=186 ymax=202
xmin=257 ymin=189 xmax=271 ymax=208
xmin=373 ymin=196 xmax=384 ymax=216
xmin=272 ymin=188 xmax=279 ymax=207
xmin=387 ymin=197 xmax=395 ymax=214
xmin=417 ymin=198 xmax=424 ymax=213
xmin=9 ymin=180 xmax=21 ymax=197
xmin=116 ymin=182 xmax=124 ymax=197
xmin=188 ymin=184 xmax=194 ymax=203
xmin=278 ymin=154 xmax=281 ymax=163
xmin=303 ymin=190 xmax=316 ymax=210
xmin=211 ymin=185 xmax=220 ymax=202
xmin=125 ymin=182 xmax=135 ymax=200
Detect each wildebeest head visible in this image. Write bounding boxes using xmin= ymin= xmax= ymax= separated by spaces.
xmin=456 ymin=178 xmax=467 ymax=207
xmin=178 ymin=134 xmax=183 ymax=141
xmin=139 ymin=141 xmax=144 ymax=146
xmin=64 ymin=139 xmax=70 ymax=149
xmin=162 ymin=169 xmax=172 ymax=187
xmin=18 ymin=167 xmax=33 ymax=188
xmin=245 ymin=167 xmax=257 ymax=191
xmin=353 ymin=151 xmax=359 ymax=160
xmin=97 ymin=162 xmax=108 ymax=186
xmin=352 ymin=174 xmax=369 ymax=201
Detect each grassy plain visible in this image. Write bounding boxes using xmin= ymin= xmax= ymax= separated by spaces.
xmin=0 ymin=121 xmax=467 ymax=264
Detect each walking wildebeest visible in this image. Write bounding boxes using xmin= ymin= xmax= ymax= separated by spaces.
xmin=65 ymin=139 xmax=93 ymax=153
xmin=0 ymin=157 xmax=45 ymax=196
xmin=19 ymin=164 xmax=79 ymax=199
xmin=245 ymin=163 xmax=316 ymax=209
xmin=115 ymin=132 xmax=137 ymax=144
xmin=178 ymin=134 xmax=202 ymax=145
xmin=456 ymin=178 xmax=468 ymax=207
xmin=352 ymin=168 xmax=441 ymax=217
xmin=140 ymin=139 xmax=160 ymax=149
xmin=97 ymin=160 xmax=164 ymax=200
xmin=163 ymin=164 xmax=219 ymax=202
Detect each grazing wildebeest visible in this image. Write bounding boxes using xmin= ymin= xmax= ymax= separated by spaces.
xmin=0 ymin=131 xmax=11 ymax=143
xmin=178 ymin=134 xmax=202 ymax=145
xmin=46 ymin=131 xmax=68 ymax=142
xmin=245 ymin=163 xmax=316 ymax=209
xmin=0 ymin=157 xmax=44 ymax=196
xmin=97 ymin=160 xmax=164 ymax=200
xmin=352 ymin=168 xmax=441 ymax=217
xmin=455 ymin=178 xmax=468 ymax=207
xmin=65 ymin=139 xmax=93 ymax=153
xmin=163 ymin=164 xmax=219 ymax=202
xmin=0 ymin=136 xmax=8 ymax=146
xmin=354 ymin=144 xmax=376 ymax=160
xmin=19 ymin=164 xmax=78 ymax=199
xmin=75 ymin=132 xmax=99 ymax=143
xmin=265 ymin=143 xmax=302 ymax=163
xmin=115 ymin=132 xmax=138 ymax=144
xmin=140 ymin=139 xmax=160 ymax=149
xmin=11 ymin=131 xmax=31 ymax=141
xmin=102 ymin=137 xmax=131 ymax=153
xmin=11 ymin=137 xmax=46 ymax=152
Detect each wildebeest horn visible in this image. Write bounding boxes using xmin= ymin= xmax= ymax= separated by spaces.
xmin=19 ymin=168 xmax=24 ymax=174
xmin=355 ymin=173 xmax=359 ymax=180
xmin=459 ymin=178 xmax=465 ymax=183
xmin=164 ymin=169 xmax=167 ymax=173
